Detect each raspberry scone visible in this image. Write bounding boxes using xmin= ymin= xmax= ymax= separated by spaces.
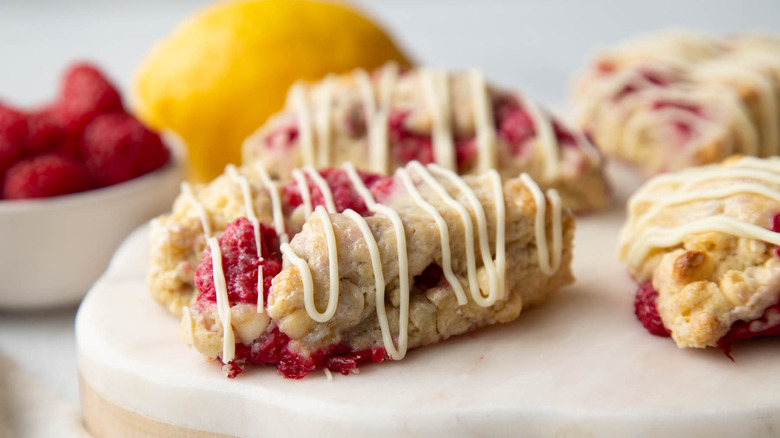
xmin=164 ymin=161 xmax=574 ymax=378
xmin=619 ymin=155 xmax=780 ymax=354
xmin=574 ymin=31 xmax=780 ymax=176
xmin=242 ymin=64 xmax=609 ymax=212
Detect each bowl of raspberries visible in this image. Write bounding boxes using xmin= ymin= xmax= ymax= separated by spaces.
xmin=0 ymin=62 xmax=183 ymax=309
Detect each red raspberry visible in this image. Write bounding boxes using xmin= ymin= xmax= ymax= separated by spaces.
xmin=0 ymin=103 xmax=27 ymax=174
xmin=634 ymin=282 xmax=671 ymax=337
xmin=282 ymin=168 xmax=382 ymax=216
xmin=2 ymin=154 xmax=92 ymax=200
xmin=495 ymin=97 xmax=535 ymax=155
xmin=194 ymin=217 xmax=282 ymax=306
xmin=717 ymin=299 xmax=780 ymax=359
xmin=81 ymin=113 xmax=170 ymax=186
xmin=57 ymin=63 xmax=123 ymax=131
xmin=25 ymin=108 xmax=64 ymax=155
xmin=388 ymin=110 xmax=434 ymax=165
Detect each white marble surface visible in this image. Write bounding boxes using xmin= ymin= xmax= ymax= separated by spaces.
xmin=75 ymin=164 xmax=780 ymax=437
xmin=0 ymin=0 xmax=779 ymax=422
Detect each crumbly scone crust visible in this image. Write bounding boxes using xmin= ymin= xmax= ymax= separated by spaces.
xmin=575 ymin=31 xmax=780 ymax=176
xmin=243 ymin=66 xmax=609 ymax=212
xmin=619 ymin=156 xmax=780 ymax=348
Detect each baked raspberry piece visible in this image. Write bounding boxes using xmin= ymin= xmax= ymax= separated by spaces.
xmin=56 ymin=62 xmax=123 ymax=132
xmin=717 ymin=299 xmax=780 ymax=358
xmin=194 ymin=217 xmax=282 ymax=306
xmin=2 ymin=153 xmax=92 ymax=199
xmin=634 ymin=282 xmax=671 ymax=337
xmin=0 ymin=103 xmax=27 ymax=175
xmin=81 ymin=112 xmax=170 ymax=186
xmin=282 ymin=168 xmax=383 ymax=216
xmin=192 ymin=217 xmax=386 ymax=379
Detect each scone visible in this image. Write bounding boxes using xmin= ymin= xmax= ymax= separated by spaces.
xmin=242 ymin=64 xmax=609 ymax=212
xmin=574 ymin=30 xmax=780 ymax=176
xmin=164 ymin=161 xmax=574 ymax=378
xmin=619 ymin=155 xmax=780 ymax=354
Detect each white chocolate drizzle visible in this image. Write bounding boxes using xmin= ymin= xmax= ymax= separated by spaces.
xmin=419 ymin=69 xmax=456 ymax=170
xmin=515 ymin=91 xmax=560 ymax=180
xmin=520 ymin=174 xmax=563 ymax=275
xmin=185 ymin=161 xmax=563 ymax=364
xmin=208 ymin=237 xmax=236 ymax=363
xmin=281 ymin=161 xmax=564 ymax=361
xmin=289 ymin=83 xmax=316 ymax=166
xmin=620 ymin=157 xmax=780 ymax=267
xmin=291 ymin=168 xmax=313 ymax=220
xmin=396 ymin=167 xmax=468 ymax=305
xmin=225 ymin=165 xmax=265 ymax=313
xmin=315 ymin=75 xmax=337 ymax=167
xmin=281 ymin=64 xmax=589 ymax=182
xmin=468 ymin=70 xmax=497 ymax=172
xmin=180 ymin=182 xmax=212 ymax=238
xmin=255 ymin=163 xmax=288 ymax=244
xmin=303 ymin=165 xmax=337 ymax=212
xmin=578 ymin=36 xmax=780 ymax=166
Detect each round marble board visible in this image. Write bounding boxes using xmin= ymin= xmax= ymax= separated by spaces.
xmin=76 ymin=164 xmax=780 ymax=438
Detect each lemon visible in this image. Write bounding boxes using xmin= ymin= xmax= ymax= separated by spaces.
xmin=132 ymin=0 xmax=411 ymax=182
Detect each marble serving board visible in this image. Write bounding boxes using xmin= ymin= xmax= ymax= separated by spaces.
xmin=75 ymin=164 xmax=780 ymax=438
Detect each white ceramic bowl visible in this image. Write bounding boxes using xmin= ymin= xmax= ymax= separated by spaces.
xmin=0 ymin=147 xmax=184 ymax=310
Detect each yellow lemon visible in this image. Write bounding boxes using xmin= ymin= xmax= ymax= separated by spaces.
xmin=132 ymin=0 xmax=410 ymax=182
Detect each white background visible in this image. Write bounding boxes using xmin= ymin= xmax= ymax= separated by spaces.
xmin=0 ymin=0 xmax=778 ymax=406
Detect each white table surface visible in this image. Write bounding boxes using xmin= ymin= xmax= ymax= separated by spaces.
xmin=0 ymin=0 xmax=778 ymax=412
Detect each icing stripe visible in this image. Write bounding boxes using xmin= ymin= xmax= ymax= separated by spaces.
xmin=427 ymin=163 xmax=503 ymax=301
xmin=291 ymin=168 xmax=314 ymax=220
xmin=225 ymin=165 xmax=265 ymax=313
xmin=396 ymin=167 xmax=468 ymax=305
xmin=521 ymin=174 xmax=563 ymax=275
xmin=621 ymin=157 xmax=780 ymax=266
xmin=255 ymin=163 xmax=288 ymax=244
xmin=290 ymin=83 xmax=316 ymax=166
xmin=420 ymin=69 xmax=456 ymax=170
xmin=180 ymin=182 xmax=212 ymax=238
xmin=303 ymin=165 xmax=337 ymax=212
xmin=315 ymin=75 xmax=336 ymax=167
xmin=515 ymin=91 xmax=560 ymax=180
xmin=468 ymin=70 xmax=497 ymax=172
xmin=208 ymin=237 xmax=236 ymax=363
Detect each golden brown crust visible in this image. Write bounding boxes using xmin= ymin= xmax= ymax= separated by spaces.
xmin=620 ymin=156 xmax=780 ymax=348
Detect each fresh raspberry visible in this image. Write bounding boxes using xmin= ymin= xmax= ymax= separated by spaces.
xmin=57 ymin=63 xmax=123 ymax=131
xmin=0 ymin=103 xmax=27 ymax=174
xmin=25 ymin=108 xmax=64 ymax=155
xmin=282 ymin=168 xmax=383 ymax=216
xmin=81 ymin=112 xmax=170 ymax=186
xmin=2 ymin=153 xmax=92 ymax=200
xmin=194 ymin=217 xmax=282 ymax=306
xmin=634 ymin=282 xmax=671 ymax=337
xmin=717 ymin=298 xmax=780 ymax=359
